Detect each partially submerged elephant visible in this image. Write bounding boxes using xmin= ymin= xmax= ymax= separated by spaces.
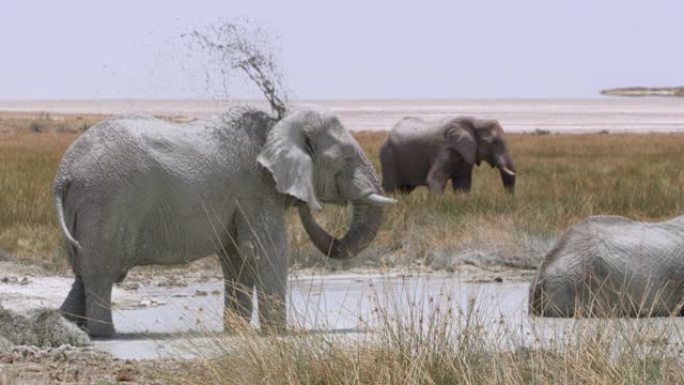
xmin=530 ymin=215 xmax=684 ymax=317
xmin=53 ymin=106 xmax=395 ymax=337
xmin=379 ymin=116 xmax=516 ymax=194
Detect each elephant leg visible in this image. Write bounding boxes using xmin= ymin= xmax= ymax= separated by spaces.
xmin=426 ymin=162 xmax=451 ymax=194
xmin=398 ymin=185 xmax=416 ymax=193
xmin=60 ymin=275 xmax=86 ymax=328
xmin=236 ymin=201 xmax=288 ymax=334
xmin=380 ymin=145 xmax=398 ymax=193
xmin=451 ymin=166 xmax=473 ymax=193
xmin=82 ymin=274 xmax=115 ymax=338
xmin=219 ymin=236 xmax=255 ymax=330
xmin=256 ymin=234 xmax=287 ymax=335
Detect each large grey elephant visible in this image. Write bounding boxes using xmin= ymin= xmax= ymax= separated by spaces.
xmin=379 ymin=116 xmax=516 ymax=194
xmin=53 ymin=106 xmax=395 ymax=337
xmin=530 ymin=215 xmax=684 ymax=317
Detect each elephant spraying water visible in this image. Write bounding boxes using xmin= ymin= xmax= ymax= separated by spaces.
xmin=53 ymin=106 xmax=395 ymax=337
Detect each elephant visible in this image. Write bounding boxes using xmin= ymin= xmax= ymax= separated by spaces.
xmin=379 ymin=116 xmax=516 ymax=194
xmin=529 ymin=215 xmax=684 ymax=318
xmin=52 ymin=106 xmax=395 ymax=337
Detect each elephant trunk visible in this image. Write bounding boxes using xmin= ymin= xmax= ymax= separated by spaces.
xmin=298 ymin=199 xmax=385 ymax=260
xmin=496 ymin=152 xmax=516 ymax=193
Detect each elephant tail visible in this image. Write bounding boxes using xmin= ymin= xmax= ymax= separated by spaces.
xmin=53 ymin=178 xmax=82 ymax=250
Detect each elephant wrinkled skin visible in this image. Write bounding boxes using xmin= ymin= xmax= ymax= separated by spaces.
xmin=530 ymin=215 xmax=684 ymax=317
xmin=379 ymin=116 xmax=516 ymax=194
xmin=53 ymin=106 xmax=394 ymax=337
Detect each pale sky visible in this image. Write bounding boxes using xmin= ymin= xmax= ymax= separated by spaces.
xmin=1 ymin=0 xmax=682 ymax=100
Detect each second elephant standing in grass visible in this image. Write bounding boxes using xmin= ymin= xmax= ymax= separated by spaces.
xmin=379 ymin=116 xmax=516 ymax=194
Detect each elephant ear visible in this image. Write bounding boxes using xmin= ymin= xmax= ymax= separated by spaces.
xmin=257 ymin=112 xmax=322 ymax=210
xmin=473 ymin=120 xmax=496 ymax=145
xmin=444 ymin=120 xmax=477 ymax=165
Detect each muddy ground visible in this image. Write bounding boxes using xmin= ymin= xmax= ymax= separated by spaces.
xmin=0 ymin=260 xmax=533 ymax=384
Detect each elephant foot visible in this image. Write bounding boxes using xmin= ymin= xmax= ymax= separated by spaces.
xmin=258 ymin=322 xmax=289 ymax=337
xmin=223 ymin=310 xmax=253 ymax=335
xmin=86 ymin=321 xmax=116 ymax=339
xmin=258 ymin=306 xmax=288 ymax=336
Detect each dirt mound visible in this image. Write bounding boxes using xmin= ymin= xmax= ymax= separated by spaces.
xmin=0 ymin=307 xmax=90 ymax=349
xmin=0 ymin=345 xmax=173 ymax=385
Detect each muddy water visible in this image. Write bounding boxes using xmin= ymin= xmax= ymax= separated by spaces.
xmin=63 ymin=275 xmax=527 ymax=359
xmin=89 ymin=274 xmax=534 ymax=359
xmin=91 ymin=272 xmax=684 ymax=360
xmin=4 ymin=271 xmax=684 ymax=360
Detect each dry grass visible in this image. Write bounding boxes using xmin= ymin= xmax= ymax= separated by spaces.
xmin=0 ymin=113 xmax=101 ymax=270
xmin=171 ymin=289 xmax=684 ymax=385
xmin=4 ymin=113 xmax=684 ymax=384
xmin=2 ymin=114 xmax=684 ymax=272
xmin=289 ymin=131 xmax=684 ymax=270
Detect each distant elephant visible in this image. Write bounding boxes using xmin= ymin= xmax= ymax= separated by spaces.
xmin=530 ymin=215 xmax=684 ymax=317
xmin=379 ymin=116 xmax=516 ymax=194
xmin=53 ymin=106 xmax=395 ymax=337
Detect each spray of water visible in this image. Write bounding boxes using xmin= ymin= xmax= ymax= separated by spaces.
xmin=184 ymin=18 xmax=288 ymax=120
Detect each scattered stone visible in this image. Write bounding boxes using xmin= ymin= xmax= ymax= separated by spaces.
xmin=0 ymin=277 xmax=30 ymax=285
xmin=137 ymin=299 xmax=167 ymax=308
xmin=194 ymin=290 xmax=208 ymax=297
xmin=493 ymin=277 xmax=504 ymax=283
xmin=157 ymin=276 xmax=188 ymax=288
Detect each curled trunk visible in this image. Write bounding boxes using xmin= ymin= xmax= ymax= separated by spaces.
xmin=298 ymin=201 xmax=384 ymax=260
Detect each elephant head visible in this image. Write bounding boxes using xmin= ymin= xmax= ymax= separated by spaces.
xmin=257 ymin=107 xmax=395 ymax=260
xmin=444 ymin=117 xmax=516 ymax=192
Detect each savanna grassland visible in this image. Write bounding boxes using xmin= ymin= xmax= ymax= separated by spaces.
xmin=2 ymin=112 xmax=684 ymax=272
xmin=4 ymin=112 xmax=684 ymax=385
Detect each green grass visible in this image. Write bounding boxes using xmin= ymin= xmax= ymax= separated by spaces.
xmin=2 ymin=115 xmax=684 ymax=271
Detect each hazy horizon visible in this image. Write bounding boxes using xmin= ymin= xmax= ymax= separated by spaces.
xmin=2 ymin=0 xmax=683 ymax=100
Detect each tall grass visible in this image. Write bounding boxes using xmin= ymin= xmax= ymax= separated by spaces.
xmin=172 ymin=281 xmax=684 ymax=385
xmin=2 ymin=114 xmax=684 ymax=271
xmin=289 ymin=131 xmax=684 ymax=270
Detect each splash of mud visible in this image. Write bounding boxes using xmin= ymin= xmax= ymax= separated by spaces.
xmin=185 ymin=18 xmax=288 ymax=119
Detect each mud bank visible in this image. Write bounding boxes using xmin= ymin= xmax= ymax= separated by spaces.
xmin=0 ymin=307 xmax=89 ymax=349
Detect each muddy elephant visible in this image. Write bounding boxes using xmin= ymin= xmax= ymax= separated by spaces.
xmin=530 ymin=215 xmax=684 ymax=317
xmin=53 ymin=106 xmax=395 ymax=337
xmin=379 ymin=116 xmax=516 ymax=194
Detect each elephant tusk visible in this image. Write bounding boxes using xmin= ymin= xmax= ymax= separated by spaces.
xmin=362 ymin=193 xmax=397 ymax=206
xmin=500 ymin=166 xmax=516 ymax=176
